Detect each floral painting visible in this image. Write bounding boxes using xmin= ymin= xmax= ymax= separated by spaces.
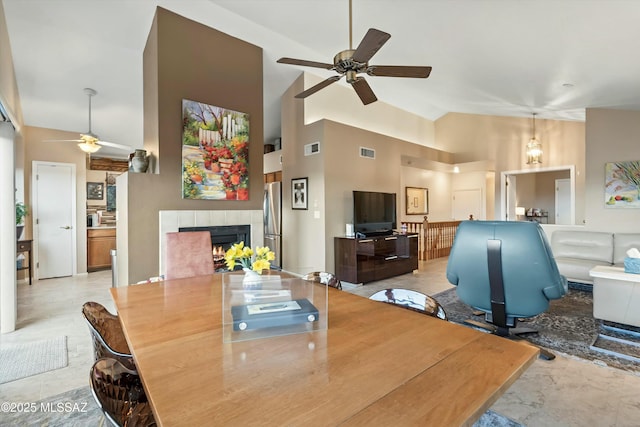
xmin=605 ymin=161 xmax=640 ymax=208
xmin=182 ymin=100 xmax=249 ymax=200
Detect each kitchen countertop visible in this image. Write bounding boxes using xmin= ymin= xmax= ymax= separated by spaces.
xmin=87 ymin=225 xmax=116 ymax=230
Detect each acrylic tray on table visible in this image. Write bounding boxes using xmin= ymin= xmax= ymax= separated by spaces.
xmin=222 ymin=271 xmax=328 ymax=343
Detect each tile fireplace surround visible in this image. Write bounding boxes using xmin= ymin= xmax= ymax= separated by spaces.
xmin=159 ymin=210 xmax=263 ymax=277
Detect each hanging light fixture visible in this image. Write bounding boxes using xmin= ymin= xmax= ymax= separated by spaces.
xmin=526 ymin=113 xmax=542 ymax=164
xmin=78 ymin=139 xmax=101 ymax=154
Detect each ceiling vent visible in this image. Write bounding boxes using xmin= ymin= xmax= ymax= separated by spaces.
xmin=359 ymin=147 xmax=376 ymax=159
xmin=304 ymin=142 xmax=320 ymax=156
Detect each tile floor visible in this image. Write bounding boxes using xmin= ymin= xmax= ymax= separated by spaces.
xmin=1 ymin=260 xmax=640 ymax=426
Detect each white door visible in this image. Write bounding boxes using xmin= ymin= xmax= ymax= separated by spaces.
xmin=452 ymin=189 xmax=482 ymax=220
xmin=33 ymin=162 xmax=76 ymax=279
xmin=555 ymin=178 xmax=571 ymax=225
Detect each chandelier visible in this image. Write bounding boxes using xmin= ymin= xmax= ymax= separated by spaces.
xmin=526 ymin=113 xmax=542 ymax=164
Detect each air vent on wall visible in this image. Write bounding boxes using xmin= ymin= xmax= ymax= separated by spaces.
xmin=304 ymin=142 xmax=320 ymax=156
xmin=360 ymin=147 xmax=376 ymax=159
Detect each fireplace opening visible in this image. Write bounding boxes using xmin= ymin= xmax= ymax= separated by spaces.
xmin=179 ymin=225 xmax=250 ymax=271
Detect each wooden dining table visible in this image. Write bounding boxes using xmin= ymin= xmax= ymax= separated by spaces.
xmin=111 ymin=272 xmax=538 ymax=427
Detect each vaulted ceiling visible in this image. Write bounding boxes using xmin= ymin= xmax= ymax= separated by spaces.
xmin=4 ymin=0 xmax=640 ymax=157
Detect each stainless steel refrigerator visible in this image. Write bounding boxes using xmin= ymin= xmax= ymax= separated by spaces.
xmin=264 ymin=181 xmax=282 ymax=268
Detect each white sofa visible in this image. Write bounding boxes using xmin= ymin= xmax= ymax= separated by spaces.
xmin=550 ymin=231 xmax=640 ymax=285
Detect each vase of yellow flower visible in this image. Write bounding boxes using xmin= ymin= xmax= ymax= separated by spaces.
xmin=241 ymin=268 xmax=262 ymax=289
xmin=224 ymin=242 xmax=276 ymax=289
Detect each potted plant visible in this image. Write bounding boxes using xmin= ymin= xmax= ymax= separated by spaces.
xmin=16 ymin=201 xmax=28 ymax=240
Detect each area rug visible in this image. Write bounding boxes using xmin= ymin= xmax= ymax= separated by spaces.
xmin=0 ymin=336 xmax=68 ymax=384
xmin=0 ymin=386 xmax=102 ymax=427
xmin=433 ymin=288 xmax=640 ymax=374
xmin=0 ymin=385 xmax=520 ymax=427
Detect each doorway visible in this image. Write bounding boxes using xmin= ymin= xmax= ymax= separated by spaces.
xmin=501 ymin=166 xmax=575 ymax=224
xmin=32 ymin=161 xmax=77 ymax=279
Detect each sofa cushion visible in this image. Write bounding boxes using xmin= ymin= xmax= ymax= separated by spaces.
xmin=551 ymin=231 xmax=613 ymax=264
xmin=555 ymin=258 xmax=611 ymax=284
xmin=613 ymin=233 xmax=640 ymax=265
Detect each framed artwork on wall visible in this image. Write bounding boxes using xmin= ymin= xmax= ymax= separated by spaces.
xmin=87 ymin=182 xmax=104 ymax=200
xmin=405 ymin=187 xmax=429 ymax=215
xmin=605 ymin=161 xmax=640 ymax=208
xmin=181 ymin=99 xmax=250 ymax=200
xmin=292 ymin=177 xmax=308 ymax=210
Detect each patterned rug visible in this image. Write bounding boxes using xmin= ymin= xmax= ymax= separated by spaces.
xmin=433 ymin=287 xmax=640 ymax=373
xmin=0 ymin=336 xmax=68 ymax=384
xmin=0 ymin=385 xmax=521 ymax=426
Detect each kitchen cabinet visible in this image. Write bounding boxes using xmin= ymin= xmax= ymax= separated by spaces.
xmin=88 ymin=228 xmax=116 ymax=271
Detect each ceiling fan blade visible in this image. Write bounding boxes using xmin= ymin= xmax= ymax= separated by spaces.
xmin=43 ymin=139 xmax=83 ymax=143
xmin=352 ymin=28 xmax=391 ymax=63
xmin=351 ymin=77 xmax=377 ymax=105
xmin=295 ymin=75 xmax=342 ymax=99
xmin=367 ymin=65 xmax=432 ymax=78
xmin=277 ymin=57 xmax=334 ymax=70
xmin=98 ymin=140 xmax=134 ymax=151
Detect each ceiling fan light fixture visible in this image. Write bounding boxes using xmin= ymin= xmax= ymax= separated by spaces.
xmin=78 ymin=141 xmax=101 ymax=153
xmin=526 ymin=113 xmax=542 ymax=164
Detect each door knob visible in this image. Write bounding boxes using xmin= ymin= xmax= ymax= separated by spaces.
xmin=61 ymin=226 xmax=72 ymax=230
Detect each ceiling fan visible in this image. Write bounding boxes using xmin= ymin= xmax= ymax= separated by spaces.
xmin=45 ymin=88 xmax=132 ymax=154
xmin=277 ymin=0 xmax=432 ymax=105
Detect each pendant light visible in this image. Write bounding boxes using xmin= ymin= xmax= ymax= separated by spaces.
xmin=526 ymin=113 xmax=542 ymax=164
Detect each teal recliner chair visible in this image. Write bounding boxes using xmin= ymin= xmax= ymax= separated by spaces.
xmin=446 ymin=220 xmax=568 ymax=359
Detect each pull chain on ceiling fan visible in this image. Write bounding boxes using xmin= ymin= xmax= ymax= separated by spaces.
xmin=277 ymin=0 xmax=432 ymax=105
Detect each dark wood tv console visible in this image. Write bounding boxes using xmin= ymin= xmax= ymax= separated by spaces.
xmin=334 ymin=234 xmax=418 ymax=284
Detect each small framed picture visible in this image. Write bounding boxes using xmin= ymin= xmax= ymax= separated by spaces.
xmin=292 ymin=177 xmax=308 ymax=210
xmin=87 ymin=182 xmax=104 ymax=200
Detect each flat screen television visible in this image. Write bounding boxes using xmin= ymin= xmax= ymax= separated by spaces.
xmin=353 ymin=191 xmax=397 ymax=237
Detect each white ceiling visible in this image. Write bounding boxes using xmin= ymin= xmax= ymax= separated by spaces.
xmin=4 ymin=0 xmax=640 ymax=158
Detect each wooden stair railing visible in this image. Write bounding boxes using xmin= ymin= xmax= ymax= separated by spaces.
xmin=401 ymin=216 xmax=463 ymax=261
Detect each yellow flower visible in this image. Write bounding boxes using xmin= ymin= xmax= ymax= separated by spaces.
xmin=255 ymin=246 xmax=270 ymax=257
xmin=252 ymin=259 xmax=271 ymax=273
xmin=224 ymin=241 xmax=275 ymax=274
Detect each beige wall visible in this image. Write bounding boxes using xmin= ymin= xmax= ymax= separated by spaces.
xmin=281 ymin=75 xmax=324 ymax=274
xmin=436 ymin=112 xmax=586 ymax=221
xmin=584 ymin=109 xmax=640 ymax=232
xmin=302 ymin=74 xmax=437 ymax=149
xmin=120 ymin=7 xmax=264 ymax=283
xmin=401 ymin=166 xmax=452 ymax=222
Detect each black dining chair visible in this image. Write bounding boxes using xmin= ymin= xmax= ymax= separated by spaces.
xmin=89 ymin=357 xmax=156 ymax=427
xmin=82 ymin=302 xmax=135 ymax=371
xmin=369 ymin=288 xmax=447 ymax=320
xmin=302 ymin=271 xmax=342 ymax=290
